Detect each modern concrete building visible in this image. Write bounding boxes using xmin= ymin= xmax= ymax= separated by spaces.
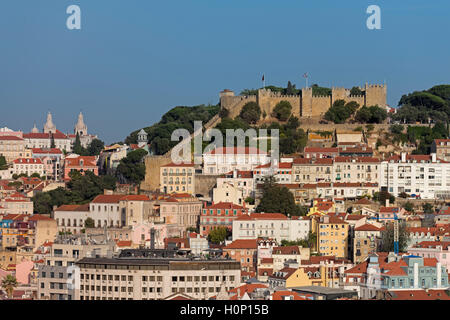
xmin=37 ymin=235 xmax=115 ymax=300
xmin=75 ymin=249 xmax=240 ymax=300
xmin=381 ymin=153 xmax=450 ymax=200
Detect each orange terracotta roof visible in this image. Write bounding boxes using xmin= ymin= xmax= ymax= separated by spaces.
xmin=355 ymin=224 xmax=384 ymax=232
xmin=13 ymin=158 xmax=42 ymax=164
xmin=387 ymin=290 xmax=450 ymax=300
xmin=205 ymin=202 xmax=245 ymax=210
xmin=65 ymin=156 xmax=97 ymax=167
xmin=91 ymin=194 xmax=125 ymax=204
xmin=224 ymin=239 xmax=258 ymax=250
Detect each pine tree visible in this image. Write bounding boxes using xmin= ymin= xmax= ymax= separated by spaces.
xmin=50 ymin=133 xmax=56 ymax=148
xmin=73 ymin=132 xmax=84 ymax=155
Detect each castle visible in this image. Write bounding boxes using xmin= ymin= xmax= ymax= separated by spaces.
xmin=220 ymin=83 xmax=387 ymax=120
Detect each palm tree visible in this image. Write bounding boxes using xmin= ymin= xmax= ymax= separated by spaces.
xmin=1 ymin=275 xmax=18 ymax=299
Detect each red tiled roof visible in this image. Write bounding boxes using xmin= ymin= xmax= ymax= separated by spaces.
xmin=224 ymin=239 xmax=258 ymax=250
xmin=206 ymin=147 xmax=267 ymax=155
xmin=91 ymin=195 xmax=125 ymax=204
xmin=228 ymin=284 xmax=268 ymax=297
xmin=334 ymin=156 xmax=380 ymax=163
xmin=65 ymin=156 xmax=97 ymax=167
xmin=235 ymin=213 xmax=288 ymax=221
xmin=414 ymin=241 xmax=450 ymax=250
xmin=304 ymin=147 xmax=338 ymax=153
xmin=31 ymin=148 xmax=62 ymax=155
xmin=119 ymin=195 xmax=150 ymax=201
xmin=24 ymin=130 xmax=68 ymax=139
xmin=13 ymin=158 xmax=42 ymax=164
xmin=205 ymin=202 xmax=245 ymax=210
xmin=55 ymin=204 xmax=90 ymax=212
xmin=28 ymin=214 xmax=54 ymax=221
xmin=0 ymin=136 xmax=23 ymax=141
xmin=355 ymin=224 xmax=384 ymax=232
xmin=223 ymin=170 xmax=253 ymax=178
xmin=386 ymin=154 xmax=448 ymax=163
xmin=272 ymin=290 xmax=308 ymax=300
xmin=387 ymin=290 xmax=450 ymax=300
xmin=272 ymin=246 xmax=301 ymax=255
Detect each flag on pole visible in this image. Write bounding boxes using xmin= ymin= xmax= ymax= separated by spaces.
xmin=303 ymin=73 xmax=308 ymax=78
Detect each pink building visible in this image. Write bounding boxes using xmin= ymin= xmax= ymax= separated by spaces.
xmin=31 ymin=148 xmax=63 ymax=181
xmin=408 ymin=241 xmax=450 ymax=271
xmin=64 ymin=156 xmax=98 ymax=180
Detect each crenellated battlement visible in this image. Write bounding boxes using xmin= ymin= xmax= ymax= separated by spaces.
xmin=219 ymin=82 xmax=387 ymax=120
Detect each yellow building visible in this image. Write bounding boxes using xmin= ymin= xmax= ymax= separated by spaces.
xmin=315 ymin=215 xmax=349 ymax=259
xmin=160 ymin=162 xmax=196 ymax=195
xmin=269 ymin=265 xmax=334 ymax=288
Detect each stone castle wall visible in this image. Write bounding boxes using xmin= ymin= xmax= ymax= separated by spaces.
xmin=220 ymin=83 xmax=387 ymax=120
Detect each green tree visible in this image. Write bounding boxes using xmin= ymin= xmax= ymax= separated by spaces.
xmin=50 ymin=133 xmax=56 ymax=149
xmin=0 ymin=156 xmax=8 ymax=170
xmin=30 ymin=173 xmax=41 ymax=179
xmin=350 ymin=87 xmax=364 ymax=96
xmin=239 ymin=102 xmax=261 ymax=124
xmin=208 ymin=227 xmax=228 ymax=244
xmin=73 ymin=133 xmax=85 ymax=155
xmin=255 ymin=178 xmax=300 ymax=216
xmin=380 ymin=223 xmax=409 ymax=253
xmin=324 ymin=100 xmax=359 ymax=124
xmin=125 ymin=104 xmax=220 ymax=155
xmin=272 ymin=101 xmax=292 ymax=121
xmin=1 ymin=274 xmax=18 ymax=299
xmin=423 ymin=203 xmax=434 ymax=214
xmin=403 ymin=201 xmax=414 ymax=213
xmin=85 ymin=217 xmax=95 ymax=228
xmin=245 ymin=197 xmax=255 ymax=205
xmin=116 ymin=149 xmax=148 ymax=184
xmin=87 ymin=139 xmax=105 ymax=156
xmin=373 ymin=191 xmax=395 ymax=205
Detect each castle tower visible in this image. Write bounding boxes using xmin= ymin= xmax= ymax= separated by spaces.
xmin=31 ymin=123 xmax=39 ymax=133
xmin=75 ymin=112 xmax=88 ymax=136
xmin=43 ymin=112 xmax=56 ymax=134
xmin=137 ymin=129 xmax=148 ymax=147
xmin=365 ymin=83 xmax=387 ymax=107
xmin=301 ymin=87 xmax=313 ymax=117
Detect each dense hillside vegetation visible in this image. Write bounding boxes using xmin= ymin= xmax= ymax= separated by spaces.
xmin=125 ymin=104 xmax=220 ymax=155
xmin=394 ymin=85 xmax=450 ymax=123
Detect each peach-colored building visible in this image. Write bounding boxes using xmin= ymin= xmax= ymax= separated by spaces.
xmin=64 ymin=156 xmax=98 ymax=179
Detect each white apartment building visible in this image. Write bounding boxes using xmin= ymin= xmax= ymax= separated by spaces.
xmin=213 ymin=170 xmax=255 ymax=205
xmin=12 ymin=158 xmax=46 ymax=177
xmin=381 ymin=153 xmax=450 ymax=200
xmin=333 ymin=157 xmax=380 ymax=184
xmin=232 ymin=213 xmax=311 ymax=243
xmin=203 ymin=147 xmax=271 ymax=175
xmin=89 ymin=195 xmax=126 ymax=228
xmin=253 ymin=162 xmax=292 ymax=184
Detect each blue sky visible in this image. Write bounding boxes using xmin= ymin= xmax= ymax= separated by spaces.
xmin=0 ymin=0 xmax=449 ymax=143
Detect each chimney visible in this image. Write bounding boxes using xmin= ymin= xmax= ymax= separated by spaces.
xmin=401 ymin=152 xmax=406 ymax=163
xmin=385 ymin=199 xmax=389 ymax=208
xmin=431 ymin=153 xmax=437 ymax=163
xmin=233 ymin=169 xmax=237 ymax=179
